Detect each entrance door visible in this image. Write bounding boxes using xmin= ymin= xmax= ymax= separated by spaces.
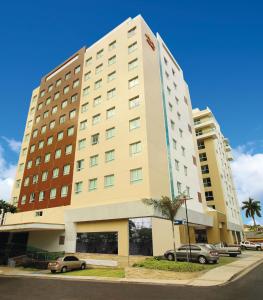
xmin=195 ymin=229 xmax=208 ymax=243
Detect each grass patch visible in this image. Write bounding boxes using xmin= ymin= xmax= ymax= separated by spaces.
xmin=61 ymin=268 xmax=125 ymax=278
xmin=133 ymin=256 xmax=237 ymax=272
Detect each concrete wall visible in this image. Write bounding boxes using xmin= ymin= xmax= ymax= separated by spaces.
xmin=28 ymin=230 xmax=65 ymax=252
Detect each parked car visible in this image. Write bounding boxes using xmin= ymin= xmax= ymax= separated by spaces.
xmin=164 ymin=244 xmax=219 ymax=264
xmin=240 ymin=241 xmax=263 ymax=251
xmin=48 ymin=255 xmax=86 ymax=273
xmin=213 ymin=242 xmax=241 ymax=257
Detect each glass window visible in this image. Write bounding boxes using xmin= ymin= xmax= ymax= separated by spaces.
xmin=76 ymin=159 xmax=84 ymax=171
xmin=130 ymin=168 xmax=142 ymax=183
xmin=44 ymin=153 xmax=51 ymax=163
xmin=107 ymin=88 xmax=116 ymax=99
xmin=89 ymin=178 xmax=97 ymax=191
xmin=41 ymin=125 xmax=47 ymax=134
xmin=84 ymin=71 xmax=91 ymax=81
xmin=60 ymin=114 xmax=66 ymax=124
xmin=24 ymin=177 xmax=29 ymax=187
xmin=90 ymin=155 xmax=98 ymax=167
xmin=73 ymin=79 xmax=80 ymax=88
xmin=50 ymin=188 xmax=57 ymax=199
xmin=48 ymin=85 xmax=53 ymax=92
xmin=128 ymin=58 xmax=138 ymax=71
xmin=129 ymin=95 xmax=140 ymax=109
xmin=96 ymin=49 xmax=104 ymax=59
xmin=42 ymin=171 xmax=48 ymax=182
xmin=75 ymin=65 xmax=81 ymax=74
xmin=128 ymin=42 xmax=137 ymax=53
xmin=94 ymin=79 xmax=102 ymax=90
xmin=175 ymin=159 xmax=179 ymax=171
xmin=21 ymin=195 xmax=27 ymax=205
xmin=91 ymin=133 xmax=99 ymax=145
xmin=128 ymin=26 xmax=136 ymax=37
xmin=69 ymin=109 xmax=76 ymax=119
xmin=107 ymin=71 xmax=116 ymax=82
xmin=79 ymin=120 xmax=87 ymax=130
xmin=43 ymin=111 xmax=49 ymax=119
xmin=57 ymin=131 xmax=64 ymax=141
xmin=39 ymin=191 xmax=45 ymax=201
xmin=63 ymin=164 xmax=71 ymax=175
xmin=129 ymin=117 xmax=140 ymax=130
xmin=71 ymin=94 xmax=78 ymax=103
xmin=78 ymin=138 xmax=86 ymax=150
xmin=63 ymin=86 xmax=69 ymax=94
xmin=32 ymin=129 xmax=38 ymax=138
xmin=75 ymin=181 xmax=83 ymax=194
xmin=93 ymin=96 xmax=101 ymax=107
xmin=109 ymin=40 xmax=116 ymax=50
xmin=49 ymin=120 xmax=55 ymax=129
xmin=65 ymin=144 xmax=72 ymax=155
xmin=33 ymin=175 xmax=38 ymax=184
xmin=95 ymin=63 xmax=103 ymax=74
xmin=85 ymin=57 xmax=92 ymax=66
xmin=65 ymin=72 xmax=71 ymax=80
xmin=105 ymin=150 xmax=115 ymax=162
xmin=92 ymin=114 xmax=101 ymax=125
xmin=83 ymin=86 xmax=90 ymax=96
xmin=52 ymin=168 xmax=59 ymax=178
xmin=81 ymin=102 xmax=89 ymax=113
xmin=106 ymin=107 xmax=115 ymax=119
xmin=108 ymin=55 xmax=116 ymax=65
xmin=61 ymin=100 xmax=68 ymax=109
xmin=106 ymin=127 xmax=115 ymax=139
xmin=67 ymin=126 xmax=74 ymax=136
xmin=61 ymin=186 xmax=68 ymax=198
xmin=128 ymin=76 xmax=139 ymax=88
xmin=55 ymin=149 xmax=61 ymax=159
xmin=104 ymin=174 xmax=114 ymax=188
xmin=29 ymin=192 xmax=35 ymax=203
xmin=130 ymin=141 xmax=141 ymax=156
xmin=54 ymin=92 xmax=60 ymax=100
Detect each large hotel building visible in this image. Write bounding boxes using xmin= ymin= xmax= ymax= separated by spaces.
xmin=1 ymin=15 xmax=243 ymax=257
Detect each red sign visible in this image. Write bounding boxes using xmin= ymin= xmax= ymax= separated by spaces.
xmin=145 ymin=34 xmax=155 ymax=51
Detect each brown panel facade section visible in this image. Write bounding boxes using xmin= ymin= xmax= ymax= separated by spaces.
xmin=18 ymin=47 xmax=86 ymax=212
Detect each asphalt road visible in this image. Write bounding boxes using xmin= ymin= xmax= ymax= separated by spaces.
xmin=0 ymin=262 xmax=262 ymax=300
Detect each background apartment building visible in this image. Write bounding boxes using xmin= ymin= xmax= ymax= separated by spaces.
xmin=1 ymin=16 xmax=232 ymax=258
xmin=193 ymin=108 xmax=243 ymax=244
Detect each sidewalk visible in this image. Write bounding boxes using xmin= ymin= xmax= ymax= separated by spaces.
xmin=0 ymin=251 xmax=262 ymax=286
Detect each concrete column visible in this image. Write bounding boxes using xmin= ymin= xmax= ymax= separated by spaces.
xmin=64 ymin=222 xmax=77 ymax=253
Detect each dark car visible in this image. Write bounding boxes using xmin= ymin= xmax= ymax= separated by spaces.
xmin=164 ymin=244 xmax=219 ymax=264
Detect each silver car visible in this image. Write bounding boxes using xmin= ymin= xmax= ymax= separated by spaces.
xmin=164 ymin=244 xmax=219 ymax=264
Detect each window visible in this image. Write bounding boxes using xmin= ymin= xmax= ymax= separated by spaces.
xmin=48 ymin=85 xmax=53 ymax=92
xmin=63 ymin=164 xmax=71 ymax=175
xmin=85 ymin=57 xmax=92 ymax=66
xmin=30 ymin=193 xmax=35 ymax=203
xmin=170 ymin=120 xmax=175 ymax=130
xmin=30 ymin=145 xmax=35 ymax=153
xmin=75 ymin=65 xmax=81 ymax=74
xmin=47 ymin=136 xmax=53 ymax=146
xmin=90 ymin=155 xmax=98 ymax=167
xmin=32 ymin=129 xmax=38 ymax=138
xmin=96 ymin=49 xmax=104 ymax=59
xmin=24 ymin=177 xmax=29 ymax=187
xmin=129 ymin=95 xmax=140 ymax=109
xmin=78 ymin=138 xmax=86 ymax=150
xmin=196 ymin=130 xmax=203 ymax=136
xmin=167 ymin=87 xmax=171 ymax=95
xmin=179 ymin=129 xmax=183 ymax=138
xmin=54 ymin=92 xmax=60 ymax=100
xmin=175 ymin=159 xmax=179 ymax=171
xmin=73 ymin=79 xmax=80 ymax=88
xmin=76 ymin=159 xmax=84 ymax=171
xmin=188 ymin=124 xmax=192 ymax=133
xmin=108 ymin=71 xmax=116 ymax=82
xmin=63 ymin=86 xmax=69 ymax=94
xmin=75 ymin=181 xmax=83 ymax=194
xmin=104 ymin=175 xmax=114 ymax=188
xmin=35 ymin=116 xmax=40 ymax=124
xmin=169 ymin=103 xmax=173 ymax=112
xmin=177 ymin=181 xmax=182 ymax=193
xmin=105 ymin=150 xmax=115 ymax=162
xmin=91 ymin=133 xmax=99 ymax=145
xmin=199 ymin=153 xmax=207 ymax=162
xmin=177 ymin=112 xmax=181 ymax=120
xmin=128 ymin=41 xmax=137 ymax=53
xmin=65 ymin=72 xmax=71 ymax=80
xmin=69 ymin=109 xmax=76 ymax=119
xmin=205 ymin=191 xmax=214 ymax=201
xmin=128 ymin=58 xmax=138 ymax=70
xmin=128 ymin=76 xmax=139 ymax=88
xmin=81 ymin=102 xmax=89 ymax=113
xmin=18 ymin=163 xmax=24 ymax=172
xmin=21 ymin=195 xmax=26 ymax=205
xmin=172 ymin=139 xmax=177 ymax=150
xmin=57 ymin=131 xmax=64 ymax=141
xmin=106 ymin=107 xmax=115 ymax=119
xmin=201 ymin=165 xmax=209 ymax=174
xmin=61 ymin=186 xmax=68 ymax=198
xmin=128 ymin=26 xmax=136 ymax=37
xmin=108 ymin=55 xmax=116 ymax=65
xmin=193 ymin=155 xmax=197 ymax=166
xmin=95 ymin=63 xmax=103 ymax=74
xmin=22 ymin=148 xmax=27 ymax=156
xmin=83 ymin=86 xmax=90 ymax=96
xmin=44 ymin=153 xmax=51 ymax=162
xmin=94 ymin=79 xmax=102 ymax=89
xmin=84 ymin=71 xmax=91 ymax=81
xmin=24 ymin=134 xmax=29 ymax=142
xmin=130 ymin=168 xmax=142 ymax=183
xmin=106 ymin=127 xmax=115 ymax=139
xmin=50 ymin=188 xmax=57 ymax=200
xmin=39 ymin=191 xmax=45 ymax=201
xmin=55 ymin=149 xmax=61 ymax=159
xmin=61 ymin=100 xmax=68 ymax=109
xmin=203 ymin=178 xmax=212 ymax=187
xmin=27 ymin=160 xmax=32 ymax=169
xmin=38 ymin=103 xmax=43 ymax=110
xmin=92 ymin=114 xmax=101 ymax=125
xmin=71 ymin=94 xmax=78 ymax=103
xmin=107 ymin=88 xmax=116 ymax=99
xmin=197 ymin=140 xmax=205 ymax=150
xmin=49 ymin=120 xmax=55 ymax=129
xmin=67 ymin=126 xmax=74 ymax=136
xmin=79 ymin=120 xmax=87 ymax=130
xmin=129 ymin=117 xmax=140 ymax=130
xmin=43 ymin=111 xmax=49 ymax=119
xmin=56 ymin=79 xmax=61 ymax=87
xmin=184 ymin=166 xmax=188 ymax=176
xmin=35 ymin=157 xmax=41 ymax=166
xmin=65 ymin=144 xmax=72 ymax=155
xmin=60 ymin=114 xmax=66 ymax=124
xmin=89 ymin=178 xmax=97 ymax=191
xmin=181 ymin=146 xmax=185 ymax=156
xmin=46 ymin=97 xmax=51 ymax=105
xmin=52 ymin=168 xmax=59 ymax=178
xmin=42 ymin=171 xmax=48 ymax=181
xmin=41 ymin=125 xmax=47 ymax=134
xmin=109 ymin=40 xmax=116 ymax=50
xmin=164 ymin=57 xmax=168 ymax=65
xmin=93 ymin=96 xmax=101 ymax=107
xmin=130 ymin=141 xmax=142 ymax=156
xmin=186 ymin=186 xmax=190 ymax=197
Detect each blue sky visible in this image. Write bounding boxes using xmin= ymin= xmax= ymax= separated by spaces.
xmin=0 ymin=0 xmax=262 ymax=223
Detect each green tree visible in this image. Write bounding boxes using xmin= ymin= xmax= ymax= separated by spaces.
xmin=142 ymin=195 xmax=186 ymax=260
xmin=0 ymin=199 xmax=18 ymax=226
xmin=242 ymin=197 xmax=262 ymax=227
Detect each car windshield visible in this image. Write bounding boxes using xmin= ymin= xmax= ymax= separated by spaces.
xmin=203 ymin=244 xmax=217 ymax=250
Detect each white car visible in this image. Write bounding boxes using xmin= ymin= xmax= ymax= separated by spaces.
xmin=240 ymin=241 xmax=263 ymax=251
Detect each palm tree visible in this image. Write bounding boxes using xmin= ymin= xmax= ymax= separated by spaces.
xmin=242 ymin=197 xmax=261 ymax=227
xmin=0 ymin=199 xmax=18 ymax=226
xmin=142 ymin=194 xmax=186 ymax=260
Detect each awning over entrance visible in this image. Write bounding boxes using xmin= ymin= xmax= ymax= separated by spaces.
xmin=0 ymin=223 xmax=65 ymax=232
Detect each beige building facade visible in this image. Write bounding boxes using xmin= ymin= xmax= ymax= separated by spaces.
xmin=1 ymin=16 xmax=241 ymax=259
xmin=192 ymin=107 xmax=243 ymax=244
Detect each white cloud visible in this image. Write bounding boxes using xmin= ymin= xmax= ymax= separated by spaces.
xmin=0 ymin=144 xmax=17 ymax=201
xmin=2 ymin=136 xmax=21 ymax=153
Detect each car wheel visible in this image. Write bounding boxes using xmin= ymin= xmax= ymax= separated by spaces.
xmin=80 ymin=263 xmax=86 ymax=270
xmin=198 ymin=256 xmax=207 ymax=264
xmin=61 ymin=266 xmax=67 ymax=273
xmin=229 ymin=254 xmax=237 ymax=257
xmin=51 ymin=270 xmax=56 ymax=274
xmin=167 ymin=253 xmax=175 ymax=261
xmin=256 ymin=247 xmax=261 ymax=251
